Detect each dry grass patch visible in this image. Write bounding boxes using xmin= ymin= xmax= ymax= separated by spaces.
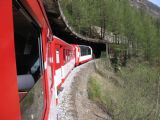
xmin=88 ymin=59 xmax=160 ymax=120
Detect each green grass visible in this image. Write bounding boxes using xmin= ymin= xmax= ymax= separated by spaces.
xmin=88 ymin=77 xmax=101 ymax=101
xmin=88 ymin=59 xmax=160 ymax=120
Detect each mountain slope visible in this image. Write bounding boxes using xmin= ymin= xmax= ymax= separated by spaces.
xmin=130 ymin=0 xmax=160 ymax=17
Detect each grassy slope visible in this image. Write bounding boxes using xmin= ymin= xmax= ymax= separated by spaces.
xmin=88 ymin=59 xmax=160 ymax=120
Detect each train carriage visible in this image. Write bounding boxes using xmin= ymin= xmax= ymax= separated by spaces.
xmin=51 ymin=36 xmax=75 ymax=94
xmin=79 ymin=45 xmax=93 ymax=64
xmin=0 ymin=0 xmax=57 ymax=120
xmin=0 ymin=1 xmax=93 ymax=120
xmin=73 ymin=45 xmax=93 ymax=65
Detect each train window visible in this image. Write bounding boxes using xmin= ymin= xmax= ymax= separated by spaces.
xmin=56 ymin=48 xmax=60 ymax=64
xmin=88 ymin=48 xmax=91 ymax=55
xmin=65 ymin=50 xmax=68 ymax=62
xmin=79 ymin=46 xmax=91 ymax=56
xmin=13 ymin=1 xmax=44 ymax=120
xmin=63 ymin=49 xmax=66 ymax=63
xmin=67 ymin=50 xmax=69 ymax=61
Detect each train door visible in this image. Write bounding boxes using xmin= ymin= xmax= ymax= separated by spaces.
xmin=62 ymin=47 xmax=66 ymax=83
xmin=46 ymin=43 xmax=53 ymax=97
xmin=47 ymin=42 xmax=57 ymax=120
xmin=75 ymin=46 xmax=80 ymax=66
xmin=60 ymin=46 xmax=64 ymax=83
xmin=54 ymin=45 xmax=63 ymax=89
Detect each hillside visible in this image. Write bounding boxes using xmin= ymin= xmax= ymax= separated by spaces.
xmin=60 ymin=0 xmax=160 ymax=63
xmin=130 ymin=0 xmax=160 ymax=17
xmin=55 ymin=0 xmax=160 ymax=119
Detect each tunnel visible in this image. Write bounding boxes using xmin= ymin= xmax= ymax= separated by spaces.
xmin=42 ymin=0 xmax=107 ymax=58
xmin=50 ymin=22 xmax=106 ymax=58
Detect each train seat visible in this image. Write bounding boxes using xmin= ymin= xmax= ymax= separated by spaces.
xmin=17 ymin=74 xmax=35 ymax=91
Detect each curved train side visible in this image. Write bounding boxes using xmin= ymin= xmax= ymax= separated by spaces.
xmin=53 ymin=36 xmax=93 ymax=91
xmin=0 ymin=1 xmax=93 ymax=120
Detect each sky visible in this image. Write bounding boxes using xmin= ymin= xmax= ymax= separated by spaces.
xmin=148 ymin=0 xmax=160 ymax=7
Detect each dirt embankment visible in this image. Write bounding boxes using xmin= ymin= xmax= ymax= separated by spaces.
xmin=58 ymin=60 xmax=112 ymax=120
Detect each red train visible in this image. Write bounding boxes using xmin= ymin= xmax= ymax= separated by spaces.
xmin=0 ymin=0 xmax=92 ymax=120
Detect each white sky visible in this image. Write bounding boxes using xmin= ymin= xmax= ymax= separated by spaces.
xmin=148 ymin=0 xmax=160 ymax=7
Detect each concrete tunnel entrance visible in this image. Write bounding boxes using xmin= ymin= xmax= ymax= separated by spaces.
xmin=46 ymin=17 xmax=106 ymax=58
xmin=52 ymin=26 xmax=106 ymax=58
